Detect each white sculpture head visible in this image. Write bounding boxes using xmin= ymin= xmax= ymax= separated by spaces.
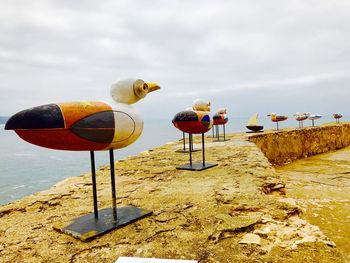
xmin=111 ymin=78 xmax=160 ymax=105
xmin=217 ymin=108 xmax=227 ymax=114
xmin=192 ymin=99 xmax=211 ymax=111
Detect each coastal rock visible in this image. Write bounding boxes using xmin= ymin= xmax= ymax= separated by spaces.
xmin=239 ymin=233 xmax=261 ymax=245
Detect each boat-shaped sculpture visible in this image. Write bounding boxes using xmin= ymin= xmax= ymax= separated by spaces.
xmin=267 ymin=113 xmax=288 ymax=130
xmin=172 ymin=99 xmax=217 ymax=171
xmin=333 ymin=113 xmax=343 ymax=123
xmin=5 ymin=78 xmax=160 ymax=241
xmin=246 ymin=113 xmax=264 ymax=132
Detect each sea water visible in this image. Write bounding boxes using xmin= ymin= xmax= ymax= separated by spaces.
xmin=0 ymin=115 xmax=342 ymax=205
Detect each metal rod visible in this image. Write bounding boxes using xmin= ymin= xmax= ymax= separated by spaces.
xmin=277 ymin=122 xmax=279 ymax=130
xmin=223 ymin=124 xmax=226 ymax=140
xmin=109 ymin=149 xmax=117 ymax=221
xmin=90 ymin=151 xmax=98 ymax=219
xmin=182 ymin=132 xmax=186 ymax=150
xmin=216 ymin=125 xmax=219 ymax=140
xmin=202 ymin=133 xmax=205 ymax=167
xmin=190 ymin=134 xmax=193 ymax=151
xmin=212 ymin=126 xmax=214 ymax=138
xmin=312 ymin=120 xmax=315 ymax=127
xmin=189 ymin=134 xmax=192 ymax=166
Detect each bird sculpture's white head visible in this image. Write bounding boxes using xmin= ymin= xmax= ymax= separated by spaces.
xmin=111 ymin=78 xmax=160 ymax=105
xmin=217 ymin=108 xmax=227 ymax=114
xmin=192 ymin=99 xmax=211 ymax=112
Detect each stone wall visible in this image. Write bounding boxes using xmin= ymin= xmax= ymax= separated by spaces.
xmin=248 ymin=123 xmax=350 ymax=166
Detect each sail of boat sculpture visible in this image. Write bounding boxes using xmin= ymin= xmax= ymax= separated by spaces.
xmin=246 ymin=113 xmax=264 ymax=132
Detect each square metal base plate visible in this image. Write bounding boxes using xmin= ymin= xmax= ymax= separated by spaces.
xmin=176 ymin=163 xmax=218 ymax=171
xmin=175 ymin=149 xmax=200 ymax=153
xmin=213 ymin=139 xmax=230 ymax=142
xmin=53 ymin=206 xmax=152 ymax=241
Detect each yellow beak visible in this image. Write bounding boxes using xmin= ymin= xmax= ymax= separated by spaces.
xmin=147 ymin=82 xmax=161 ymax=93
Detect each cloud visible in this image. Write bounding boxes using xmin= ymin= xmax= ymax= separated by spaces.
xmin=1 ymin=0 xmax=350 ymax=117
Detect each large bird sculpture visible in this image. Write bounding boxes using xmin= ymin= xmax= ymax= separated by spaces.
xmin=5 ymin=78 xmax=160 ymax=241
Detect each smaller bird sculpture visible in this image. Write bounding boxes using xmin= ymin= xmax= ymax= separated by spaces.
xmin=308 ymin=114 xmax=322 ymax=127
xmin=267 ymin=113 xmax=288 ymax=130
xmin=212 ymin=108 xmax=229 ymax=141
xmin=333 ymin=113 xmax=343 ymax=124
xmin=172 ymin=99 xmax=217 ymax=171
xmin=176 ymin=107 xmax=200 ymax=153
xmin=293 ymin=112 xmax=308 ymax=128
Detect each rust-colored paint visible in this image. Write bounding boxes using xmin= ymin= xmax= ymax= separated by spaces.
xmin=16 ymin=129 xmax=109 ymax=151
xmin=173 ymin=111 xmax=213 ymax=134
xmin=58 ymin=101 xmax=112 ymax=128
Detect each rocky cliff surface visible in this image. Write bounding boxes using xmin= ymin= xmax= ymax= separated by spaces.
xmin=249 ymin=123 xmax=350 ymax=165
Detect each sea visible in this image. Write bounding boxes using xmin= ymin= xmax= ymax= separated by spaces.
xmin=0 ymin=115 xmax=342 ymax=205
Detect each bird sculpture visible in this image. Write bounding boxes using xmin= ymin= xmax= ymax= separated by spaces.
xmin=212 ymin=108 xmax=229 ymax=141
xmin=333 ymin=113 xmax=343 ymax=124
xmin=308 ymin=114 xmax=322 ymax=127
xmin=172 ymin=99 xmax=217 ymax=171
xmin=5 ymin=78 xmax=160 ymax=241
xmin=176 ymin=107 xmax=200 ymax=153
xmin=293 ymin=112 xmax=308 ymax=128
xmin=267 ymin=113 xmax=288 ymax=130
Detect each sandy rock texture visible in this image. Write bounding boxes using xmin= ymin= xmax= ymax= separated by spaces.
xmin=249 ymin=123 xmax=350 ymax=166
xmin=0 ymin=133 xmax=344 ymax=262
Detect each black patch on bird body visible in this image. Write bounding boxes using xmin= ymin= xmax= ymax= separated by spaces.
xmin=71 ymin=111 xmax=115 ymax=143
xmin=172 ymin=110 xmax=198 ymax=123
xmin=5 ymin=104 xmax=64 ymax=130
xmin=213 ymin=114 xmax=221 ymax=120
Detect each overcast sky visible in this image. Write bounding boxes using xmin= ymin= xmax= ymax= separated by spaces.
xmin=1 ymin=0 xmax=350 ymax=120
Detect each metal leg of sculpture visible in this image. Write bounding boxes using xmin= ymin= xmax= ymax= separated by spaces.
xmin=53 ymin=150 xmax=152 ymax=241
xmin=202 ymin=133 xmax=205 ymax=167
xmin=277 ymin=122 xmax=279 ymax=130
xmin=189 ymin=133 xmax=193 ymax=166
xmin=90 ymin=151 xmax=98 ymax=219
xmin=312 ymin=120 xmax=315 ymax=127
xmin=176 ymin=132 xmax=217 ymax=171
xmin=223 ymin=124 xmax=226 ymax=141
xmin=109 ymin=149 xmax=117 ymax=221
xmin=183 ymin=132 xmax=186 ymax=150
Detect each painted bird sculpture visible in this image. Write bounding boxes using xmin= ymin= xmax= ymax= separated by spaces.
xmin=293 ymin=112 xmax=308 ymax=128
xmin=267 ymin=113 xmax=288 ymax=130
xmin=5 ymin=78 xmax=160 ymax=241
xmin=5 ymin=78 xmax=160 ymax=151
xmin=333 ymin=113 xmax=343 ymax=123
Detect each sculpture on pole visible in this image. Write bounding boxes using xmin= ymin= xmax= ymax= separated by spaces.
xmin=5 ymin=78 xmax=160 ymax=241
xmin=172 ymin=99 xmax=217 ymax=171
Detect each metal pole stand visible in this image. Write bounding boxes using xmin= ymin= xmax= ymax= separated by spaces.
xmin=176 ymin=133 xmax=218 ymax=171
xmin=176 ymin=132 xmax=200 ymax=153
xmin=54 ymin=150 xmax=152 ymax=241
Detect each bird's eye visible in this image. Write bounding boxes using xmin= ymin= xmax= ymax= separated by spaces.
xmin=143 ymin=83 xmax=148 ymax=91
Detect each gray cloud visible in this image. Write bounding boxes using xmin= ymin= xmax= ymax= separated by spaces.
xmin=1 ymin=0 xmax=350 ymax=120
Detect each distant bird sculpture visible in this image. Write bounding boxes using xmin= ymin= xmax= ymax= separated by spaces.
xmin=246 ymin=113 xmax=264 ymax=132
xmin=267 ymin=113 xmax=288 ymax=130
xmin=5 ymin=78 xmax=160 ymax=241
xmin=333 ymin=113 xmax=343 ymax=124
xmin=213 ymin=108 xmax=229 ymax=141
xmin=176 ymin=107 xmax=200 ymax=153
xmin=293 ymin=112 xmax=308 ymax=128
xmin=308 ymin=114 xmax=322 ymax=127
xmin=172 ymin=99 xmax=217 ymax=171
